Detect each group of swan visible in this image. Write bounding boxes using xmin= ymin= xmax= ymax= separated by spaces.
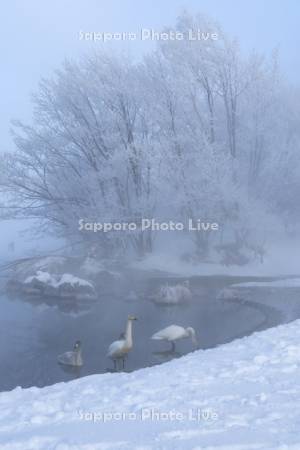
xmin=154 ymin=280 xmax=192 ymax=305
xmin=58 ymin=316 xmax=197 ymax=370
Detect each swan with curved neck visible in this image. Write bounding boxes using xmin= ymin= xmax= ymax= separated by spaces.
xmin=107 ymin=316 xmax=137 ymax=370
xmin=151 ymin=325 xmax=198 ymax=351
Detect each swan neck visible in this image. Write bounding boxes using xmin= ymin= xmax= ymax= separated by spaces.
xmin=125 ymin=320 xmax=133 ymax=346
xmin=75 ymin=348 xmax=82 ymax=365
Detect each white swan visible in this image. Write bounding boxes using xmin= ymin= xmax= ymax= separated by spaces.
xmin=107 ymin=316 xmax=137 ymax=369
xmin=151 ymin=325 xmax=198 ymax=351
xmin=58 ymin=340 xmax=83 ymax=367
xmin=155 ymin=280 xmax=192 ymax=305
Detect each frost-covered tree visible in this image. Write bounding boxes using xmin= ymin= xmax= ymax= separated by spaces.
xmin=3 ymin=12 xmax=300 ymax=263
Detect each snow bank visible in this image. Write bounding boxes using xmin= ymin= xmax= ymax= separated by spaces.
xmin=233 ymin=278 xmax=300 ymax=288
xmin=2 ymin=320 xmax=300 ymax=448
xmin=132 ymin=237 xmax=300 ymax=277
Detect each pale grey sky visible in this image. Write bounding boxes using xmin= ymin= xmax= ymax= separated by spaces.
xmin=1 ymin=0 xmax=299 ymax=152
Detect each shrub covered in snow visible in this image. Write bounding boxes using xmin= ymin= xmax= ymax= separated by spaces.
xmin=216 ymin=287 xmax=241 ymax=301
xmin=154 ymin=282 xmax=192 ymax=305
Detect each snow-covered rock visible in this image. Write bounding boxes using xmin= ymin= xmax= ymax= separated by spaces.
xmin=24 ymin=270 xmax=56 ymax=286
xmin=54 ymin=273 xmax=96 ymax=300
xmin=2 ymin=320 xmax=300 ymax=448
xmin=64 ymin=274 xmax=94 ymax=299
xmin=11 ymin=271 xmax=97 ymax=301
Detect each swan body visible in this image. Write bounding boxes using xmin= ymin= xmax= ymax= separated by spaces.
xmin=151 ymin=325 xmax=197 ymax=350
xmin=107 ymin=316 xmax=137 ymax=369
xmin=155 ymin=281 xmax=192 ymax=305
xmin=58 ymin=340 xmax=83 ymax=367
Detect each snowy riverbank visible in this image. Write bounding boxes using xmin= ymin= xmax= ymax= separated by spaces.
xmin=1 ymin=320 xmax=300 ymax=449
xmin=130 ymin=238 xmax=300 ymax=278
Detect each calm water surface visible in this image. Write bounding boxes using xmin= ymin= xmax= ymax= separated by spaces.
xmin=0 ymin=271 xmax=297 ymax=392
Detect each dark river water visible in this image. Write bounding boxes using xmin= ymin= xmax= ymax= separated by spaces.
xmin=0 ymin=270 xmax=298 ymax=392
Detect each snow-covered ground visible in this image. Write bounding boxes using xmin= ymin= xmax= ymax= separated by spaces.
xmin=131 ymin=238 xmax=300 ymax=278
xmin=2 ymin=320 xmax=300 ymax=449
xmin=233 ymin=279 xmax=300 ymax=288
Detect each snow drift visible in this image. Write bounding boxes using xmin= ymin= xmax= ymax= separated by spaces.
xmin=1 ymin=320 xmax=300 ymax=448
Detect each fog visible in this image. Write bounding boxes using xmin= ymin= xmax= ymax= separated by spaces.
xmin=1 ymin=0 xmax=300 ymax=388
xmin=2 ymin=4 xmax=300 ymax=447
xmin=1 ymin=0 xmax=300 ymax=153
